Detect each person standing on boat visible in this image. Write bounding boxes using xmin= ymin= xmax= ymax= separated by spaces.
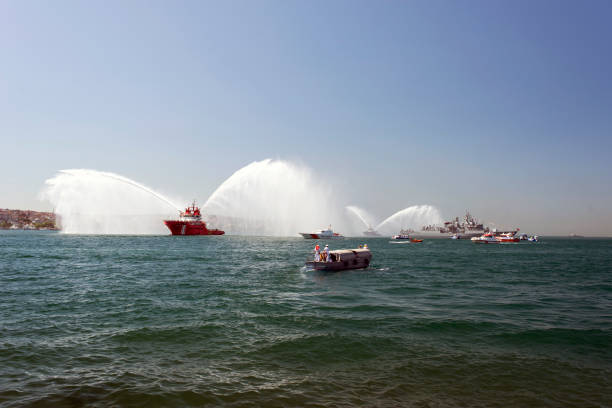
xmin=324 ymin=244 xmax=331 ymax=262
xmin=314 ymin=244 xmax=321 ymax=261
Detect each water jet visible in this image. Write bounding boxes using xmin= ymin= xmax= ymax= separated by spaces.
xmin=41 ymin=169 xmax=182 ymax=234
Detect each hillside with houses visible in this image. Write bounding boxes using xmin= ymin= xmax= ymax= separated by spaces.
xmin=0 ymin=209 xmax=58 ymax=230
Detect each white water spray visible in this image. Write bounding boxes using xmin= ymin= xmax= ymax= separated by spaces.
xmin=40 ymin=169 xmax=182 ymax=234
xmin=375 ymin=205 xmax=443 ymax=235
xmin=345 ymin=205 xmax=377 ymax=230
xmin=202 ymin=159 xmax=344 ymax=236
xmin=40 ymin=163 xmax=445 ymax=237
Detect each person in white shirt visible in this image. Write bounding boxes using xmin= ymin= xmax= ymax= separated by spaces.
xmin=324 ymin=245 xmax=331 ymax=262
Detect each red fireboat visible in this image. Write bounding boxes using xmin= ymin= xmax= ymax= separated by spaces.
xmin=163 ymin=202 xmax=225 ymax=236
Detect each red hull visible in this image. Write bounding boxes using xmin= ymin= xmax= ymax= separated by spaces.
xmin=164 ymin=220 xmax=225 ymax=236
xmin=497 ymin=237 xmax=520 ymax=243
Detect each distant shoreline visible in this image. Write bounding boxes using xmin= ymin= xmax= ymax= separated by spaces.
xmin=0 ymin=208 xmax=58 ymax=230
xmin=1 ymin=208 xmax=609 ymax=237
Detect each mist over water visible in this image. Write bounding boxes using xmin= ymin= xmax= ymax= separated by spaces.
xmin=376 ymin=205 xmax=443 ymax=234
xmin=41 ymin=169 xmax=181 ymax=234
xmin=40 ymin=162 xmax=444 ymax=236
xmin=345 ymin=205 xmax=376 ymax=230
xmin=203 ymin=159 xmax=345 ymax=236
xmin=346 ymin=204 xmax=444 ymax=235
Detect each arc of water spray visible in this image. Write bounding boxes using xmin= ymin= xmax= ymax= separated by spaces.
xmin=377 ymin=212 xmax=401 ymax=231
xmin=60 ymin=169 xmax=182 ymax=211
xmin=346 ymin=206 xmax=373 ymax=229
xmin=375 ymin=205 xmax=442 ymax=231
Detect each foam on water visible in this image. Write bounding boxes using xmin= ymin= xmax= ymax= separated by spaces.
xmin=40 ymin=169 xmax=181 ymax=234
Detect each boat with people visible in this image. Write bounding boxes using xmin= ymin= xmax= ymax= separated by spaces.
xmin=306 ymin=245 xmax=372 ymax=271
xmin=164 ymin=201 xmax=225 ymax=236
xmin=299 ymin=225 xmax=344 ymax=239
xmin=528 ymin=235 xmax=539 ymax=242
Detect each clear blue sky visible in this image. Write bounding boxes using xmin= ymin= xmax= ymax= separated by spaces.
xmin=1 ymin=0 xmax=611 ymax=235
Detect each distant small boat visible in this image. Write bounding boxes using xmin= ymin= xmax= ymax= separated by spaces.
xmin=306 ymin=248 xmax=372 ymax=271
xmin=496 ymin=232 xmax=520 ymax=243
xmin=472 ymin=231 xmax=522 ymax=243
xmin=450 ymin=234 xmax=461 ymax=240
xmin=410 ymin=238 xmax=423 ymax=243
xmin=528 ymin=235 xmax=539 ymax=242
xmin=299 ymin=225 xmax=344 ymax=239
xmin=391 ymin=229 xmax=412 ymax=240
xmin=363 ymin=226 xmax=381 ymax=237
xmin=471 ymin=233 xmax=499 ymax=244
xmin=391 ymin=234 xmax=410 ymax=240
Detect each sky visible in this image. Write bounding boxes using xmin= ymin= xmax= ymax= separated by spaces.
xmin=1 ymin=0 xmax=611 ymax=235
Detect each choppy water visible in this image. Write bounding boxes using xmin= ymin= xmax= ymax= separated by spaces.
xmin=1 ymin=231 xmax=611 ymax=407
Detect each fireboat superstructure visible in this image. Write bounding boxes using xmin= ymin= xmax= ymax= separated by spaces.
xmin=164 ymin=202 xmax=225 ymax=236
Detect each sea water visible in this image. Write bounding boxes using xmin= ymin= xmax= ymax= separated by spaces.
xmin=1 ymin=231 xmax=610 ymax=407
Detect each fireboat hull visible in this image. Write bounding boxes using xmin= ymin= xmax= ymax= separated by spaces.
xmin=164 ymin=220 xmax=225 ymax=236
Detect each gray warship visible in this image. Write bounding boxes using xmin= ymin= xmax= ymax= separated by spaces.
xmin=421 ymin=211 xmax=489 ymax=238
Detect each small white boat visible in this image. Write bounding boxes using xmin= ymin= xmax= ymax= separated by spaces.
xmin=471 ymin=233 xmax=499 ymax=244
xmin=391 ymin=234 xmax=411 ymax=240
xmin=300 ymin=225 xmax=344 ymax=239
xmin=528 ymin=235 xmax=539 ymax=242
xmin=391 ymin=229 xmax=412 ymax=240
xmin=496 ymin=232 xmax=520 ymax=243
